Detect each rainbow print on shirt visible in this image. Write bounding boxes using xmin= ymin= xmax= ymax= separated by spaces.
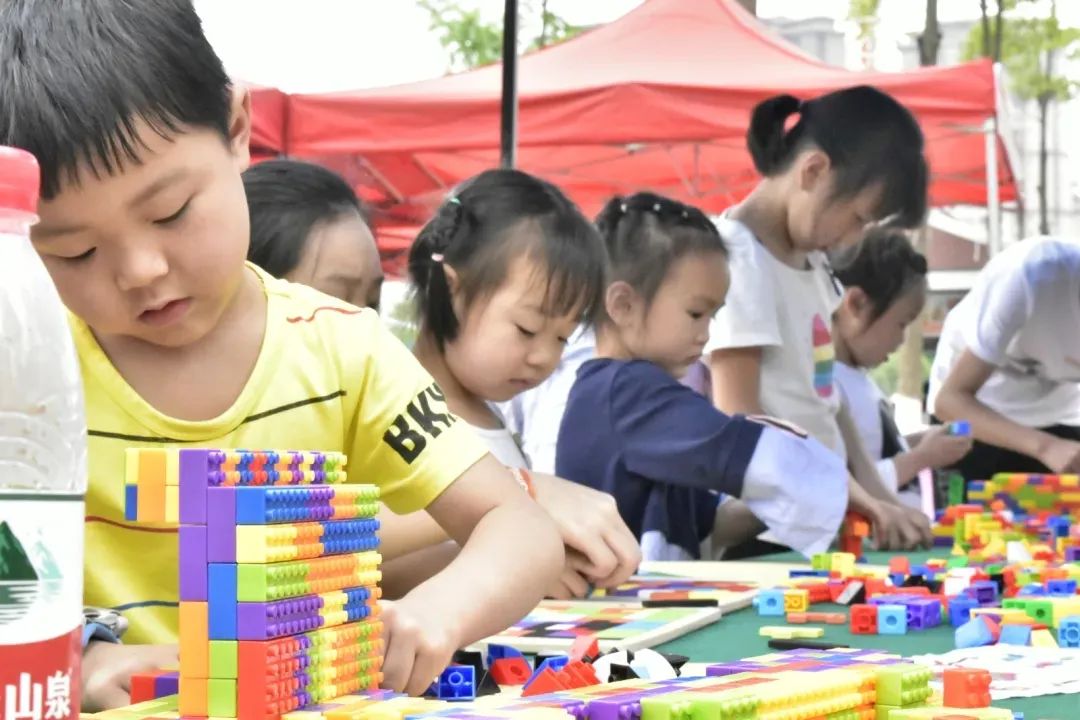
xmin=812 ymin=313 xmax=834 ymax=398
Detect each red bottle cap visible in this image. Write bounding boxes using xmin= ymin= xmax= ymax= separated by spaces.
xmin=0 ymin=146 xmax=40 ymax=219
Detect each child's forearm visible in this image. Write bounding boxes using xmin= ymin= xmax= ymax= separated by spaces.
xmin=377 ymin=508 xmax=451 ymax=561
xmin=408 ymin=496 xmax=563 ymax=643
xmin=837 ymin=403 xmax=895 ymax=503
xmin=380 ymin=542 xmax=460 ymax=600
xmin=889 ymin=449 xmax=927 ymax=490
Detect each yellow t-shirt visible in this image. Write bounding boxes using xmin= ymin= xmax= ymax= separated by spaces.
xmin=76 ymin=265 xmax=486 ymax=644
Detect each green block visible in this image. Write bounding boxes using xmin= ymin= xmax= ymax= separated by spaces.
xmin=687 ymin=694 xmax=759 ymax=720
xmin=812 ymin=553 xmax=832 ymax=571
xmin=945 ymin=557 xmax=969 ymax=569
xmin=985 ymin=563 xmax=1004 ymax=575
xmin=641 ymin=695 xmax=690 ymax=720
xmin=874 ymin=664 xmax=932 ymax=707
xmin=207 ymin=678 xmax=236 ymax=718
xmin=1005 ymin=598 xmax=1054 ymax=625
xmin=209 ymin=640 xmax=237 ymax=679
xmin=947 ymin=472 xmax=966 ymax=506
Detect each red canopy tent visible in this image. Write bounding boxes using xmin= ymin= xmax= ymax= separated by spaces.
xmin=247 ymin=83 xmax=289 ymax=161
xmin=285 ymin=0 xmax=1018 ymax=266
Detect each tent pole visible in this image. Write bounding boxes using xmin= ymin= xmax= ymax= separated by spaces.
xmin=500 ymin=0 xmax=519 ymax=168
xmin=984 ymin=117 xmax=1001 ymax=255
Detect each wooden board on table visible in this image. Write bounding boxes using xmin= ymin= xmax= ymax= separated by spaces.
xmin=477 ymin=600 xmax=723 ymax=655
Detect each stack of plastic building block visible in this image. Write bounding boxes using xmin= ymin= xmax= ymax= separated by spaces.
xmin=126 ymin=448 xmax=384 ymax=720
xmin=969 ymin=473 xmax=1080 ymax=517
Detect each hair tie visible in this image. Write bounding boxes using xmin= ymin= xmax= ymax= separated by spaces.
xmin=652 ymin=203 xmax=662 ymax=213
xmin=681 ymin=209 xmax=689 ymax=219
xmin=619 ymin=203 xmax=628 ymax=213
xmin=431 ymin=253 xmax=444 ymax=263
xmin=447 ymin=196 xmax=461 ymax=206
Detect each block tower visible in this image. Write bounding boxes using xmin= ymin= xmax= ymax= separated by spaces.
xmin=126 ymin=448 xmax=384 ymax=720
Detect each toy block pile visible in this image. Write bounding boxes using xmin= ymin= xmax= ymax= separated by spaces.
xmin=125 ymin=448 xmax=384 ymax=720
xmin=970 ymin=473 xmax=1080 ymax=517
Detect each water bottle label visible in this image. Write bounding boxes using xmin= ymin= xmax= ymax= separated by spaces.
xmin=0 ymin=496 xmax=83 ymax=720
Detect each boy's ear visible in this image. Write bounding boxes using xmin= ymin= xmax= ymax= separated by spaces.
xmin=228 ymin=86 xmax=254 ymax=171
xmin=797 ymin=149 xmax=830 ymax=193
xmin=843 ymin=286 xmax=872 ymax=322
xmin=605 ymin=281 xmax=639 ymax=326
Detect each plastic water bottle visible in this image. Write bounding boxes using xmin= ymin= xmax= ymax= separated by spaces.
xmin=0 ymin=147 xmax=87 ymax=720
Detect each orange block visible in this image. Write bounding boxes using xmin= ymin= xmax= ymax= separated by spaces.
xmin=137 ymin=449 xmax=167 ymax=522
xmin=179 ymin=676 xmax=208 ymax=716
xmin=942 ymin=667 xmax=991 ymax=708
xmin=180 ymin=602 xmax=209 ymax=679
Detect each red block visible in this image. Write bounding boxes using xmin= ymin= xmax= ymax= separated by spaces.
xmin=556 ymin=660 xmax=599 ymax=689
xmin=490 ymin=657 xmax=532 ymax=685
xmin=942 ymin=668 xmax=991 ymax=708
xmin=570 ymin=634 xmax=599 ymax=663
xmin=850 ymin=604 xmax=877 ymax=635
xmin=888 ymin=556 xmax=911 ymax=575
xmin=863 ymin=578 xmax=887 ymax=598
xmin=827 ymin=581 xmax=846 ymax=602
xmin=521 ymin=668 xmax=566 ymax=697
xmin=129 ymin=671 xmax=161 ymax=703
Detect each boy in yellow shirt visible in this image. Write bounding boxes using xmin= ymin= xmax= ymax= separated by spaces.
xmin=0 ymin=0 xmax=565 ymax=708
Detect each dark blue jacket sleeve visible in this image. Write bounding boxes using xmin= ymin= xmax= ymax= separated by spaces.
xmin=609 ymin=361 xmax=764 ymax=496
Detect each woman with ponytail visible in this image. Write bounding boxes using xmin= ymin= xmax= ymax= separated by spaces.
xmin=706 ymin=85 xmax=933 ymax=553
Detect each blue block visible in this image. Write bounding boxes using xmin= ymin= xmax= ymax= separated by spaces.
xmin=949 ymin=595 xmax=979 ymax=628
xmin=534 ymin=656 xmax=569 ymax=676
xmin=788 ymin=570 xmax=831 ymax=578
xmin=486 ymin=643 xmax=526 ymax=667
xmin=970 ymin=580 xmax=998 ymax=605
xmin=124 ymin=484 xmax=139 ymax=521
xmin=1058 ymin=616 xmax=1080 ymax=649
xmin=878 ymin=605 xmax=908 ymax=635
xmin=906 ymin=598 xmax=941 ymax=630
xmin=1047 ymin=579 xmax=1077 ymax=596
xmin=999 ymin=624 xmax=1032 ymax=646
xmin=430 ymin=665 xmax=475 ymax=701
xmin=207 ymin=563 xmax=238 ymax=640
xmin=889 ymin=573 xmax=906 ymax=587
xmin=1018 ymin=584 xmax=1047 ymax=596
xmin=1047 ymin=516 xmax=1071 ymax=538
xmin=956 ymin=617 xmax=994 ymax=649
xmin=755 ymin=589 xmax=785 ymax=617
xmin=948 ymin=420 xmax=971 ymax=437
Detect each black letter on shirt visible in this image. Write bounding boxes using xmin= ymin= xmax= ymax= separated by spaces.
xmin=383 ymin=415 xmax=426 ymax=464
xmin=407 ymin=385 xmax=454 ymax=437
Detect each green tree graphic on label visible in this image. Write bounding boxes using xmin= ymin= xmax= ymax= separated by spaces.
xmin=0 ymin=522 xmax=38 ymax=581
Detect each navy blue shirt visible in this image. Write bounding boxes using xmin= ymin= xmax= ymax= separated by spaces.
xmin=555 ymin=358 xmax=764 ymax=558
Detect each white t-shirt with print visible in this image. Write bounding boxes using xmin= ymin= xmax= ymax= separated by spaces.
xmin=468 ymin=404 xmax=530 ymax=468
xmin=705 ymin=217 xmax=846 ymax=456
xmin=927 ymin=237 xmax=1080 ymax=429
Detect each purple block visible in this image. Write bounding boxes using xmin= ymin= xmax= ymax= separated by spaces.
xmin=907 ymin=598 xmax=942 ymax=630
xmin=178 ymin=525 xmax=208 ymax=601
xmin=235 ymin=587 xmax=375 ymax=640
xmin=1066 ymin=546 xmax=1080 ymax=562
xmin=206 ymin=486 xmax=237 ymax=563
xmin=154 ymin=672 xmax=179 ymax=697
xmin=705 ymin=662 xmax=757 ymax=677
xmin=971 ymin=580 xmax=999 ymax=605
xmin=179 ymin=449 xmax=213 ymax=524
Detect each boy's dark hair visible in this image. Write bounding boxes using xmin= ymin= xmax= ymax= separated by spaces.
xmin=244 ymin=160 xmax=369 ymax=278
xmin=595 ymin=192 xmax=725 ymax=309
xmin=0 ymin=0 xmax=232 ymax=199
xmin=747 ymin=85 xmax=928 ymax=229
xmin=408 ymin=168 xmax=605 ymax=350
xmin=832 ymin=227 xmax=928 ymax=321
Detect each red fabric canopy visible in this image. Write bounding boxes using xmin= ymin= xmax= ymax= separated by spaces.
xmin=286 ymin=0 xmax=1017 ymax=243
xmin=247 ymin=83 xmax=288 ymax=160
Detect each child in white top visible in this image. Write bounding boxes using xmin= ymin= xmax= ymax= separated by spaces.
xmin=930 ymin=237 xmax=1080 ymax=478
xmin=707 ymin=86 xmax=933 ymax=552
xmin=408 ymin=169 xmax=641 ymax=598
xmin=831 ymin=229 xmax=973 ymax=504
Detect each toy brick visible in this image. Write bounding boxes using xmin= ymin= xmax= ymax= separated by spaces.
xmin=209 ymin=640 xmax=238 ymax=679
xmin=943 ymin=667 xmax=991 ymax=708
xmin=970 ymin=580 xmax=998 ymax=605
xmin=429 ymin=666 xmax=475 ymax=701
xmin=235 ymin=587 xmax=378 ymax=640
xmin=905 ymin=598 xmax=942 ymax=631
xmin=153 ymin=672 xmax=179 ymax=699
xmin=178 ymin=676 xmax=208 ymax=717
xmin=755 ymin=589 xmax=786 ymax=616
xmin=948 ymin=595 xmax=979 ymax=627
xmin=801 ymin=583 xmax=832 ymax=604
xmin=1059 ymin=616 xmax=1080 ymax=648
xmin=207 ymin=678 xmax=237 ymax=717
xmin=208 ymin=563 xmax=238 ymax=640
xmin=179 ymin=449 xmax=215 ymax=524
xmin=1031 ymin=627 xmax=1058 ymax=648
xmin=830 ymin=552 xmax=856 ymax=578
xmin=234 ymin=485 xmax=379 ymax=525
xmin=236 ymin=550 xmax=382 ymax=602
xmin=850 ymin=604 xmax=877 ymax=635
xmin=235 ymin=518 xmax=380 ymax=563
xmin=837 ymin=581 xmax=866 ymax=606
xmin=129 ymin=672 xmax=159 ymax=703
xmin=489 ymin=657 xmax=531 ymax=685
xmin=999 ymin=624 xmax=1032 ymax=646
xmin=787 ymin=612 xmax=809 ymax=624
xmin=164 ymin=485 xmax=179 ymax=523
xmin=889 ymin=556 xmax=911 ymax=576
xmin=520 ymin=667 xmax=565 ymax=697
xmin=124 ymin=483 xmax=139 ymax=522
xmin=955 ymin=617 xmax=995 ymax=649
xmin=178 ymin=525 xmax=207 ymax=602
xmin=207 ymin=486 xmax=238 ymax=563
xmin=137 ymin=450 xmax=167 ymax=523
xmin=877 ymin=605 xmax=908 ymax=635
xmin=570 ymin=634 xmax=599 ymax=663
xmin=759 ymin=626 xmax=824 ymax=639
xmin=783 ymin=588 xmax=809 ymax=613
xmin=875 ymin=664 xmax=933 ymax=707
xmin=179 ymin=601 xmax=209 ymax=679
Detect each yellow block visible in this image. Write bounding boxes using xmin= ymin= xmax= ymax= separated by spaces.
xmin=124 ymin=448 xmax=140 ymax=486
xmin=1031 ymin=628 xmax=1059 ymax=648
xmin=165 ymin=449 xmax=180 ymax=486
xmin=164 ymin=485 xmax=179 ymax=524
xmin=830 ymin=552 xmax=856 ymax=578
xmin=1052 ymin=597 xmax=1080 ymax=626
xmin=784 ymin=588 xmax=809 ymax=613
xmin=759 ymin=626 xmax=824 ymax=639
xmin=970 ymin=608 xmax=1028 ymax=624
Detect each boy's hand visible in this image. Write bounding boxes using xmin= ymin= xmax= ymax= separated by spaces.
xmin=82 ymin=642 xmax=178 ymax=712
xmin=531 ymin=473 xmax=641 ymax=589
xmin=548 ymin=549 xmax=602 ymax=599
xmin=380 ymin=598 xmax=462 ymax=696
xmin=914 ymin=426 xmax=973 ymax=469
xmin=1039 ymin=436 xmax=1080 ymax=474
